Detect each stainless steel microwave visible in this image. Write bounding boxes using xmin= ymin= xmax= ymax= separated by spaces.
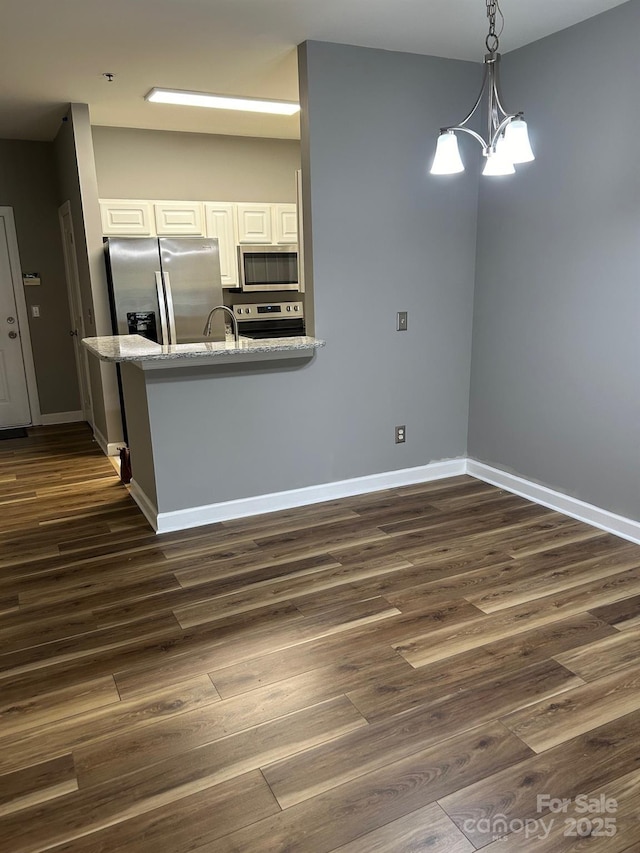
xmin=238 ymin=244 xmax=299 ymax=292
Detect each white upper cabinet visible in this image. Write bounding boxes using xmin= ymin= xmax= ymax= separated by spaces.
xmin=204 ymin=203 xmax=238 ymax=288
xmin=235 ymin=203 xmax=273 ymax=244
xmin=154 ymin=202 xmax=204 ymax=235
xmin=100 ymin=199 xmax=298 ymax=259
xmin=272 ymin=204 xmax=298 ymax=244
xmin=100 ymin=200 xmax=154 ymax=236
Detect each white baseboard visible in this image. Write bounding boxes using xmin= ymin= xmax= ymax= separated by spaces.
xmin=466 ymin=460 xmax=640 ymax=545
xmin=152 ymin=458 xmax=467 ymax=534
xmin=122 ymin=454 xmax=640 ymax=543
xmin=129 ymin=479 xmax=160 ymax=531
xmin=92 ymin=426 xmax=108 ymax=456
xmin=107 ymin=441 xmax=127 ymax=457
xmin=40 ymin=410 xmax=84 ymax=425
xmin=91 ymin=425 xmax=127 ymax=458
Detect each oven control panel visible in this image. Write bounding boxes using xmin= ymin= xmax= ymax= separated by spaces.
xmin=232 ymin=301 xmax=304 ymax=321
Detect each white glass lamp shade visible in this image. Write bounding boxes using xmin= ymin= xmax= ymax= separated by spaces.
xmin=430 ymin=132 xmax=464 ymax=175
xmin=495 ymin=133 xmax=515 ymax=166
xmin=482 ymin=144 xmax=516 ymax=176
xmin=503 ymin=118 xmax=535 ymax=163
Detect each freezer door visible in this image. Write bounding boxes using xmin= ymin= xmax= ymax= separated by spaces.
xmin=159 ymin=237 xmax=225 ymax=343
xmin=105 ymin=238 xmax=166 ymax=342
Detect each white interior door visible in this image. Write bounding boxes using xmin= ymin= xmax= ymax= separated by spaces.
xmin=59 ymin=202 xmax=93 ymax=423
xmin=0 ymin=209 xmax=33 ymax=428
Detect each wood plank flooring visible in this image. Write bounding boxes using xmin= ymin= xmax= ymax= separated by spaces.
xmin=1 ymin=423 xmax=640 ymax=852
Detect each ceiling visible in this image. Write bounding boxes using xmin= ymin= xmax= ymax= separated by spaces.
xmin=1 ymin=0 xmax=630 ymax=142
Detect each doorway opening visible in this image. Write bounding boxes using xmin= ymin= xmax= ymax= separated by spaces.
xmin=0 ymin=206 xmax=40 ymax=429
xmin=59 ymin=200 xmax=93 ymax=425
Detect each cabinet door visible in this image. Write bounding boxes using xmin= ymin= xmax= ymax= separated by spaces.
xmin=272 ymin=204 xmax=298 ymax=244
xmin=100 ymin=200 xmax=154 ymax=236
xmin=236 ymin=203 xmax=272 ymax=244
xmin=154 ymin=202 xmax=204 ymax=235
xmin=204 ymin=203 xmax=238 ymax=288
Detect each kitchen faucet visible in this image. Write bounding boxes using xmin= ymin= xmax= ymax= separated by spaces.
xmin=203 ymin=305 xmax=239 ymax=343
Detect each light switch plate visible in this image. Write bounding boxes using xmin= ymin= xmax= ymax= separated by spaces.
xmin=397 ymin=311 xmax=408 ymax=331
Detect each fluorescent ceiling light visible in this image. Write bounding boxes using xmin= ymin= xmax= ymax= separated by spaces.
xmin=145 ymin=88 xmax=300 ymax=116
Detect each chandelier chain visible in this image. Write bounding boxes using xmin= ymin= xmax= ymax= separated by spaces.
xmin=485 ymin=0 xmax=504 ymax=55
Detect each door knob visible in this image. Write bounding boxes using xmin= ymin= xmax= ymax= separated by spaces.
xmin=8 ymin=331 xmax=17 ymax=339
xmin=7 ymin=316 xmax=15 ymax=324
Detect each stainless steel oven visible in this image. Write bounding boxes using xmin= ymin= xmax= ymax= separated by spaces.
xmin=237 ymin=244 xmax=299 ymax=292
xmin=232 ymin=301 xmax=305 ymax=338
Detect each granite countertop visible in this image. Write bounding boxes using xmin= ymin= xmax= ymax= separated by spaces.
xmin=82 ymin=334 xmax=325 ymax=369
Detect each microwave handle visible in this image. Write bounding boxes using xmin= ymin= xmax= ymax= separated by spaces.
xmin=237 ymin=246 xmax=245 ymax=291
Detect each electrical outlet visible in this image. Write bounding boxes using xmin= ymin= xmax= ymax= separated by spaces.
xmin=31 ymin=305 xmax=40 ymax=318
xmin=396 ymin=311 xmax=408 ymax=331
xmin=395 ymin=425 xmax=406 ymax=444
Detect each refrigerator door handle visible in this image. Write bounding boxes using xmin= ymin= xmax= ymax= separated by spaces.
xmin=155 ymin=271 xmax=170 ymax=344
xmin=163 ymin=272 xmax=178 ymax=344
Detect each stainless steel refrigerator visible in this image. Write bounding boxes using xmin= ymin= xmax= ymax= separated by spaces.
xmin=105 ymin=236 xmax=226 ymax=344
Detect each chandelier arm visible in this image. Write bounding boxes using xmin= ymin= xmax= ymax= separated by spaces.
xmin=490 ymin=113 xmax=519 ymax=148
xmin=455 ymin=64 xmax=489 ymax=128
xmin=487 ymin=63 xmax=495 ymax=147
xmin=490 ymin=58 xmax=511 ymax=120
xmin=448 ymin=126 xmax=488 ymax=149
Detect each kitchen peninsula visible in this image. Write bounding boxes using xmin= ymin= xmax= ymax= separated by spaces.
xmin=83 ymin=333 xmax=324 ymax=368
xmin=83 ymin=333 xmax=325 ymax=532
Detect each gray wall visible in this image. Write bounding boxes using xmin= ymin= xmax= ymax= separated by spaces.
xmin=143 ymin=41 xmax=480 ymax=514
xmin=469 ymin=0 xmax=640 ymax=521
xmin=121 ymin=362 xmax=157 ymax=509
xmin=0 ymin=139 xmax=80 ymax=415
xmin=300 ymin=41 xmax=479 ymax=476
xmin=92 ymin=126 xmax=301 ymax=201
xmin=54 ymin=105 xmax=124 ymax=446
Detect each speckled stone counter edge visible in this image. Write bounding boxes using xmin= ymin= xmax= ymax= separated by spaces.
xmin=82 ymin=334 xmax=326 ymax=365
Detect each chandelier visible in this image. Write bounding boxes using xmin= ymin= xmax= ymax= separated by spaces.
xmin=430 ymin=0 xmax=534 ymax=176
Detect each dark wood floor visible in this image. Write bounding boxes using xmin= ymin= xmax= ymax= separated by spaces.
xmin=2 ymin=423 xmax=640 ymax=851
